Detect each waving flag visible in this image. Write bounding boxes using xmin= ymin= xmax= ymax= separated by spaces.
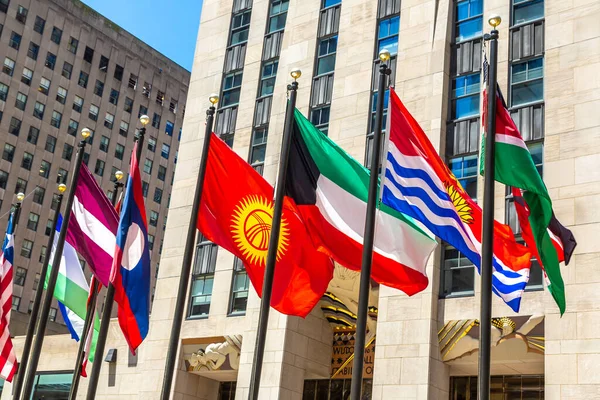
xmin=382 ymin=88 xmax=532 ymax=311
xmin=68 ymin=163 xmax=119 ymax=286
xmin=46 ymin=214 xmax=99 ymax=361
xmin=111 ymin=142 xmax=151 ymax=353
xmin=0 ymin=212 xmax=17 ymax=381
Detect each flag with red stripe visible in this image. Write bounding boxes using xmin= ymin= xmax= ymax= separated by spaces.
xmin=0 ymin=212 xmax=18 ymax=381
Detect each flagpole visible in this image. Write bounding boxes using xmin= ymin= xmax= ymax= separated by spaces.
xmin=159 ymin=95 xmax=219 ymax=400
xmin=247 ymin=69 xmax=301 ymax=400
xmin=67 ymin=173 xmax=124 ymax=400
xmin=19 ymin=128 xmax=92 ymax=400
xmin=12 ymin=186 xmax=64 ymax=400
xmin=479 ymin=15 xmax=501 ymax=400
xmin=85 ymin=114 xmax=149 ymax=400
xmin=350 ymin=50 xmax=391 ymax=400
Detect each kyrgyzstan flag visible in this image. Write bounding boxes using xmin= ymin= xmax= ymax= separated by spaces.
xmin=197 ymin=133 xmax=335 ymax=317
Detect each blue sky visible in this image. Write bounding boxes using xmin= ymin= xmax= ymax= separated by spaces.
xmin=82 ymin=0 xmax=203 ymax=71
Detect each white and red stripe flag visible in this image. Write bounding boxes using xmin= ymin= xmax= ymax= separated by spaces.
xmin=0 ymin=212 xmax=18 ymax=381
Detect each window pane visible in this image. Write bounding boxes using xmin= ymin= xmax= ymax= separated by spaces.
xmin=514 ymin=0 xmax=544 ymax=24
xmin=456 ymin=17 xmax=483 ymax=42
xmin=453 ymin=95 xmax=480 ymax=119
xmin=512 ymin=80 xmax=543 ymax=106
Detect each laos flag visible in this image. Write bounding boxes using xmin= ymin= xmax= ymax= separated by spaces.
xmin=110 ymin=141 xmax=151 ymax=353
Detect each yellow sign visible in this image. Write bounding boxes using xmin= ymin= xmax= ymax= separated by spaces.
xmin=231 ymin=195 xmax=289 ymax=266
xmin=330 ymin=335 xmax=375 ymax=379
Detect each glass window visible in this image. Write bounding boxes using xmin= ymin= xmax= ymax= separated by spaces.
xmin=124 ymin=97 xmax=134 ymax=113
xmin=449 ymin=154 xmax=478 ymax=200
xmin=50 ymin=110 xmax=62 ymax=128
xmin=33 ymin=187 xmax=45 ymax=204
xmin=27 ymin=42 xmax=39 ymax=60
xmin=161 ymin=143 xmax=170 ymax=159
xmin=109 ymin=88 xmax=119 ymax=105
xmin=56 ymin=86 xmax=67 ymax=104
xmin=45 ymin=135 xmax=56 ymax=153
xmin=511 ymin=58 xmax=543 ymax=107
xmin=440 ymin=246 xmax=475 ymax=297
xmin=20 ymin=68 xmax=33 ymax=87
xmin=0 ymin=83 xmax=7 ymax=102
xmin=9 ymin=31 xmax=22 ymax=50
xmin=114 ymin=64 xmax=124 ymax=81
xmin=12 ymin=296 xmax=20 ymax=311
xmin=3 ymin=57 xmax=15 ymax=76
xmin=144 ymin=158 xmax=153 ymax=174
xmin=153 ymin=188 xmax=163 ymax=204
xmin=84 ymin=46 xmax=94 ymax=63
xmin=142 ymin=181 xmax=149 ymax=197
xmin=49 ymin=307 xmax=57 ymax=321
xmin=169 ymin=100 xmax=178 ymax=113
xmin=94 ymin=159 xmax=105 ymax=176
xmin=21 ymin=151 xmax=34 ymax=170
xmin=260 ymin=61 xmax=278 ymax=97
xmin=16 ymin=5 xmax=27 ymax=22
xmin=15 ymin=267 xmax=27 ymax=286
xmin=230 ymin=10 xmax=251 ymax=45
xmin=27 ymin=127 xmax=40 ymax=144
xmin=455 ymin=0 xmax=483 ymax=42
xmin=323 ymin=0 xmax=341 ymax=7
xmin=189 ymin=236 xmax=218 ymax=318
xmin=310 ymin=106 xmax=331 ymax=134
xmin=62 ymin=143 xmax=73 ymax=161
xmin=50 ymin=27 xmax=62 ymax=44
xmin=78 ymin=71 xmax=89 ymax=88
xmin=139 ymin=105 xmax=148 ymax=118
xmin=165 ymin=120 xmax=174 ymax=136
xmin=100 ymin=135 xmax=110 ymax=152
xmin=152 ymin=112 xmax=161 ymax=129
xmin=45 ymin=52 xmax=57 ymax=70
xmin=147 ymin=137 xmax=157 ymax=152
xmin=528 ymin=142 xmax=543 ymax=176
xmin=94 ymin=80 xmax=104 ymax=97
xmin=249 ymin=128 xmax=268 ymax=174
xmin=62 ymin=62 xmax=73 ymax=79
xmin=27 ymin=213 xmax=39 ymax=232
xmin=0 ymin=170 xmax=7 ymax=189
xmin=68 ymin=36 xmax=79 ymax=53
xmin=2 ymin=143 xmax=15 ymax=162
xmin=119 ymin=120 xmax=129 ymax=137
xmin=39 ymin=160 xmax=51 ymax=178
xmin=34 ymin=102 xmax=45 ymax=120
xmin=268 ymin=0 xmax=289 ymax=33
xmin=34 ymin=16 xmax=46 ymax=34
xmin=73 ymin=95 xmax=84 ymax=113
xmin=51 ymin=194 xmax=61 ymax=210
xmin=15 ymin=92 xmax=27 ymax=110
xmin=157 ymin=165 xmax=167 ymax=181
xmin=156 ymin=90 xmax=165 ymax=106
xmin=89 ymin=104 xmax=99 ymax=121
xmin=513 ymin=0 xmax=544 ymax=25
xmin=149 ymin=211 xmax=159 ymax=227
xmin=316 ymin=36 xmax=338 ymax=76
xmin=9 ymin=117 xmax=21 ymax=136
xmin=39 ymin=77 xmax=51 ymax=95
xmin=15 ymin=177 xmax=27 ymax=194
xmin=142 ymin=81 xmax=152 ymax=98
xmin=104 ymin=112 xmax=114 ymax=129
xmin=67 ymin=119 xmax=78 ymax=136
xmin=451 ymin=74 xmax=480 ymax=119
xmin=222 ymin=72 xmax=243 ymax=106
xmin=57 ymin=168 xmax=68 ymax=184
xmin=378 ymin=16 xmax=400 ymax=55
xmin=99 ymin=55 xmax=109 ymax=71
xmin=115 ymin=143 xmax=125 ymax=160
xmin=129 ymin=73 xmax=138 ymax=89
xmin=21 ymin=239 xmax=34 ymax=258
xmin=229 ymin=259 xmax=249 ymax=314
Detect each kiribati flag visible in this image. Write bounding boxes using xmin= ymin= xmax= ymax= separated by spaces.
xmin=110 ymin=141 xmax=151 ymax=353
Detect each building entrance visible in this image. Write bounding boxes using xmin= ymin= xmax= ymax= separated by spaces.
xmin=450 ymin=375 xmax=544 ymax=400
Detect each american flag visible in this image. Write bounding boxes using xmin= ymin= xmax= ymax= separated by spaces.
xmin=0 ymin=212 xmax=18 ymax=381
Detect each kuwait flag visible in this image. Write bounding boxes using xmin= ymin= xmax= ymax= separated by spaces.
xmin=286 ymin=110 xmax=437 ymax=295
xmin=46 ymin=215 xmax=99 ymax=361
xmin=485 ymin=89 xmax=576 ymax=314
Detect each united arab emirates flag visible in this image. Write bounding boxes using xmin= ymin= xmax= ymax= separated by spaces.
xmin=197 ymin=133 xmax=334 ymax=317
xmin=485 ymin=90 xmax=576 ymax=314
xmin=286 ymin=110 xmax=438 ymax=295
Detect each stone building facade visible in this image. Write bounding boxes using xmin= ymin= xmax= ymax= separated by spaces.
xmin=0 ymin=0 xmax=189 ymax=332
xmin=2 ymin=0 xmax=599 ymax=398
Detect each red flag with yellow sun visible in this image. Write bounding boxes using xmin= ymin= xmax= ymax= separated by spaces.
xmin=197 ymin=133 xmax=335 ymax=317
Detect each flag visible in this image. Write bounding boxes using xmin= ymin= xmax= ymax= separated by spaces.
xmin=79 ymin=277 xmax=100 ymax=377
xmin=285 ymin=110 xmax=438 ymax=295
xmin=197 ymin=133 xmax=335 ymax=317
xmin=68 ymin=163 xmax=119 ymax=286
xmin=46 ymin=214 xmax=100 ymax=362
xmin=111 ymin=142 xmax=151 ymax=353
xmin=486 ymin=89 xmax=576 ymax=314
xmin=0 ymin=212 xmax=17 ymax=381
xmin=382 ymin=88 xmax=533 ymax=312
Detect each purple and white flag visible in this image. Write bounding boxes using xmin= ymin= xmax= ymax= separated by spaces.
xmin=67 ymin=164 xmax=119 ymax=286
